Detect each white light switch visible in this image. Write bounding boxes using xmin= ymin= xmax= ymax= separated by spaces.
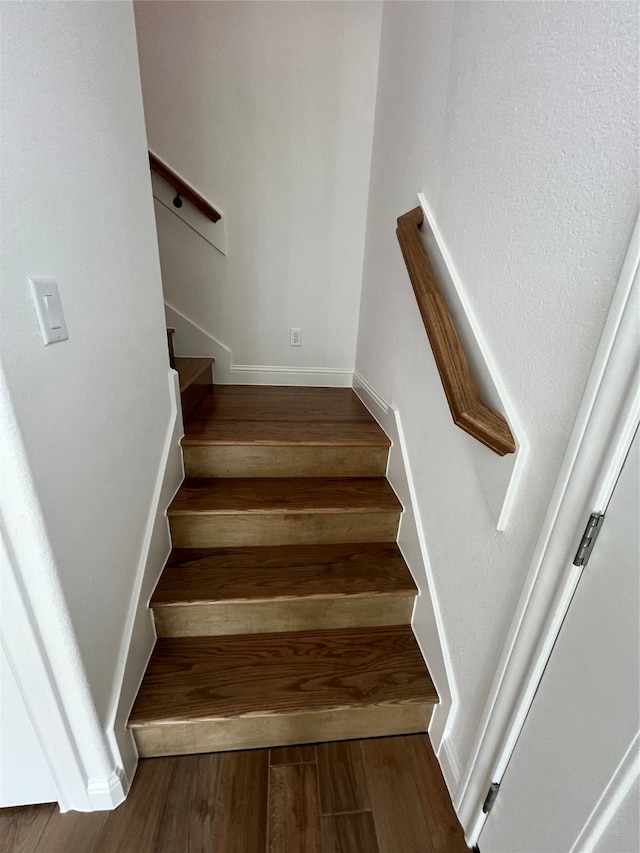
xmin=29 ymin=278 xmax=69 ymax=345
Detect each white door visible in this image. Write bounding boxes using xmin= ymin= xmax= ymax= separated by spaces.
xmin=479 ymin=430 xmax=640 ymax=853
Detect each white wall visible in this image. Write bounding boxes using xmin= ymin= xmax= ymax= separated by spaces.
xmin=1 ymin=0 xmax=172 ymax=803
xmin=355 ymin=0 xmax=638 ymax=781
xmin=0 ymin=644 xmax=56 ymax=807
xmin=134 ymin=0 xmax=381 ymax=379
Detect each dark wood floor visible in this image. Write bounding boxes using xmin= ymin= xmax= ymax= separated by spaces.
xmin=1 ymin=734 xmax=468 ymax=853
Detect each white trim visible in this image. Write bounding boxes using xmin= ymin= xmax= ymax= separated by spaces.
xmin=417 ymin=193 xmax=528 ymax=531
xmin=352 ymin=370 xmax=455 ymax=752
xmin=570 ymin=732 xmax=640 ymax=853
xmin=106 ymin=368 xmax=184 ymax=785
xmin=353 ymin=369 xmax=390 ymax=415
xmin=0 ymin=370 xmax=122 ymax=812
xmin=164 ymin=301 xmax=232 ymax=383
xmin=456 ymin=216 xmax=640 ymax=844
xmin=149 ymin=149 xmax=227 ymax=255
xmin=438 ymin=737 xmax=463 ymax=800
xmin=86 ymin=769 xmax=127 ymax=811
xmin=231 ymin=364 xmax=353 ymax=387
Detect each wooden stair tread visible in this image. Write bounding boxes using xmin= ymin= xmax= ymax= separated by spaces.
xmin=174 ymin=357 xmax=215 ymax=394
xmin=183 ymin=386 xmax=390 ymax=447
xmin=168 ymin=478 xmax=402 ymax=516
xmin=128 ymin=625 xmax=436 ymax=725
xmin=152 ymin=544 xmax=417 ymax=606
xmin=183 ymin=421 xmax=389 ymax=447
xmin=192 ymin=386 xmax=376 ymax=421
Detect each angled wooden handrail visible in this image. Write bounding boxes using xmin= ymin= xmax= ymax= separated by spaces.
xmin=149 ymin=151 xmax=221 ymax=223
xmin=396 ymin=207 xmax=515 ymax=456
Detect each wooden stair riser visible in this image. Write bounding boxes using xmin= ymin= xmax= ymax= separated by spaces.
xmin=153 ymin=593 xmax=415 ymax=637
xmin=131 ymin=703 xmax=434 ymax=758
xmin=183 ymin=445 xmax=389 ymax=478
xmin=168 ymin=511 xmax=401 ymax=548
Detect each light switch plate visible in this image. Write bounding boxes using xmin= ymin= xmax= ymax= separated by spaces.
xmin=29 ymin=277 xmax=69 ymax=345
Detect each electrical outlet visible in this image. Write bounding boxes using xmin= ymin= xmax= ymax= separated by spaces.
xmin=290 ymin=327 xmax=302 ymax=347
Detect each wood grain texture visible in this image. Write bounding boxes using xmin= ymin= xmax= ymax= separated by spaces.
xmin=129 ymin=626 xmax=436 ymax=724
xmin=152 ymin=544 xmax=416 ymax=636
xmin=182 ymin=386 xmax=389 ymax=449
xmin=164 ymin=542 xmax=409 ymax=575
xmin=270 ymin=744 xmax=317 ymax=765
xmin=317 ymin=741 xmax=370 ymax=814
xmin=0 ymin=804 xmax=54 ymax=853
xmin=130 ymin=703 xmax=434 ymax=758
xmin=32 ymin=811 xmax=108 ymax=853
xmin=361 ymin=737 xmax=435 ymax=853
xmin=321 ymin=813 xmax=380 ymax=853
xmin=174 ymin=357 xmax=214 ymax=423
xmin=153 ymin=595 xmax=414 ymax=637
xmin=14 ymin=735 xmax=466 ymax=853
xmin=183 ymin=444 xmax=389 ymax=478
xmin=400 ymin=734 xmax=470 ymax=853
xmin=149 ymin=151 xmax=221 ymax=222
xmin=156 ymin=543 xmax=415 ymax=601
xmin=396 ymin=207 xmax=515 ymax=456
xmin=187 ymin=385 xmax=380 ymax=424
xmin=267 ymin=764 xmax=322 ymax=853
xmin=211 ymin=751 xmax=268 ymax=853
xmin=361 ymin=735 xmax=468 ymax=853
xmin=168 ymin=478 xmax=401 ymax=546
xmin=168 ymin=477 xmax=402 ymax=515
xmin=168 ymin=510 xmax=400 ymax=548
xmin=91 ymin=759 xmax=174 ymax=853
xmin=174 ymin=357 xmax=214 ymax=394
xmin=152 ymin=755 xmax=220 ymax=853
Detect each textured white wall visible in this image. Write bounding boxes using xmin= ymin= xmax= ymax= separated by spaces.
xmin=134 ymin=0 xmax=381 ymax=375
xmin=0 ymin=0 xmax=171 ymax=790
xmin=355 ymin=0 xmax=638 ymax=775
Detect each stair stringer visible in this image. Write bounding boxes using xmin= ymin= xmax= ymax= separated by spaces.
xmin=108 ymin=368 xmax=185 ymax=783
xmin=353 ymin=371 xmax=455 ymax=754
xmin=164 ymin=300 xmax=232 ymax=382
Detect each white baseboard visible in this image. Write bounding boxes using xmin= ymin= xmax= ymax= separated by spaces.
xmin=438 ymin=737 xmax=463 ymax=803
xmin=231 ymin=365 xmax=353 ymax=387
xmin=87 ymin=769 xmax=127 ymax=811
xmin=353 ymin=370 xmax=455 ymax=753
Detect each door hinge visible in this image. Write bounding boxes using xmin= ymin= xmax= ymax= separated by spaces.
xmin=573 ymin=512 xmax=605 ymax=567
xmin=482 ymin=782 xmax=500 ymax=814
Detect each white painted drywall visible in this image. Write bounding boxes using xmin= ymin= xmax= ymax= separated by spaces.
xmin=0 ymin=644 xmax=56 ymax=807
xmin=592 ymin=774 xmax=640 ymax=853
xmin=355 ymin=0 xmax=638 ymax=785
xmin=1 ymin=0 xmax=172 ymax=802
xmin=134 ymin=0 xmax=382 ymax=377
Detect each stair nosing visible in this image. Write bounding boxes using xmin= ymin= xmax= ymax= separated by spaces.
xmin=151 ymin=588 xmax=417 ymax=608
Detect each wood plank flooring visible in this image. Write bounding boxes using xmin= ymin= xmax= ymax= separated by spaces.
xmin=1 ymin=735 xmax=468 ymax=853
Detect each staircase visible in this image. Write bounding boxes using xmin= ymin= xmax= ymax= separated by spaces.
xmin=128 ymin=373 xmax=437 ymax=757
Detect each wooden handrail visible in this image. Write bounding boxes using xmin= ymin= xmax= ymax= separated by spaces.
xmin=149 ymin=151 xmax=221 ymax=223
xmin=396 ymin=207 xmax=515 ymax=456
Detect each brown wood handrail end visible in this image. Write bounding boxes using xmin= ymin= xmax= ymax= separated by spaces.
xmin=396 ymin=205 xmax=516 ymax=457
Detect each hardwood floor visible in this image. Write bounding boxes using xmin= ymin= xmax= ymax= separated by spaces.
xmin=1 ymin=735 xmax=468 ymax=853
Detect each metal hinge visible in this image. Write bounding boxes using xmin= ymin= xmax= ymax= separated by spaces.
xmin=573 ymin=512 xmax=605 ymax=567
xmin=482 ymin=782 xmax=500 ymax=814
